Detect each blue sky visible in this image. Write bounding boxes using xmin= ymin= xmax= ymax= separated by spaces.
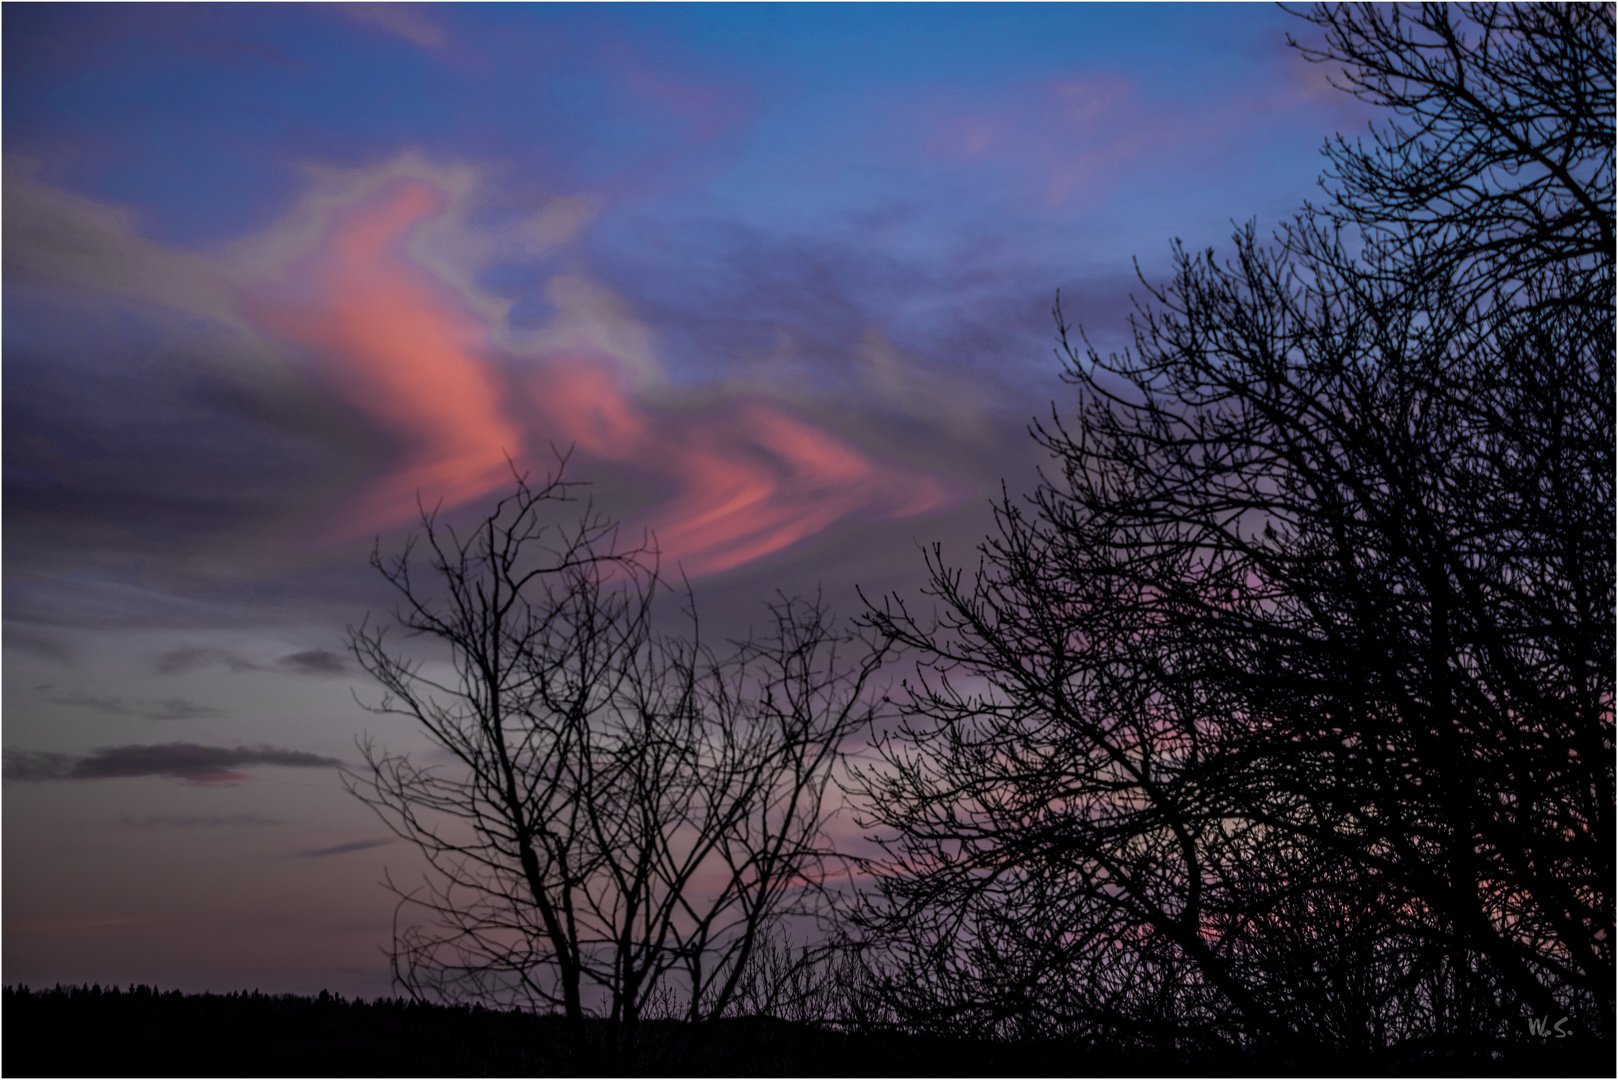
xmin=4 ymin=2 xmax=1371 ymax=997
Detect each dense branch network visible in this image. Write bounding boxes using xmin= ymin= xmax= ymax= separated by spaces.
xmin=849 ymin=3 xmax=1612 ymax=1064
xmin=346 ymin=464 xmax=887 ymax=1070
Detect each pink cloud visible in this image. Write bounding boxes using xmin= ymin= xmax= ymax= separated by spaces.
xmin=1051 ymin=74 xmax=1136 ymax=125
xmin=531 ymin=360 xmax=955 ymax=577
xmin=245 ymin=180 xmax=526 ymax=542
xmin=898 ymin=69 xmax=1319 ymax=207
xmin=895 ymin=75 xmax=1170 ymax=206
xmin=608 ymin=44 xmax=756 ymax=144
xmin=924 ymin=113 xmax=1002 ymax=161
xmin=245 ymin=177 xmax=954 ymax=573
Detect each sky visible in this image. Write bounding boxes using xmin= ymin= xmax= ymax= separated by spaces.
xmin=3 ymin=2 xmax=1372 ymax=999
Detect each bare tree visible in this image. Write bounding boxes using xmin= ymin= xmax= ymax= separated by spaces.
xmin=346 ymin=464 xmax=885 ymax=1070
xmin=853 ymin=2 xmax=1611 ymax=1066
xmin=1292 ymin=1 xmax=1613 ymax=287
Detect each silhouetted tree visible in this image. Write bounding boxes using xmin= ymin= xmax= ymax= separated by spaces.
xmin=347 ymin=465 xmax=885 ymax=1071
xmin=853 ymin=2 xmax=1612 ymax=1065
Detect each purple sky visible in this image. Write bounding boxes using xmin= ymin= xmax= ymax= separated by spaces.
xmin=4 ymin=2 xmax=1372 ymax=998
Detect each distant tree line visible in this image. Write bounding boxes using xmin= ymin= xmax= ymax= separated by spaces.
xmin=335 ymin=3 xmax=1611 ymax=1074
xmin=1 ymin=983 xmax=1301 ymax=1077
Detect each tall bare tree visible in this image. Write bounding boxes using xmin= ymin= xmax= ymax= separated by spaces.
xmin=347 ymin=465 xmax=885 ymax=1070
xmin=853 ymin=2 xmax=1611 ymax=1065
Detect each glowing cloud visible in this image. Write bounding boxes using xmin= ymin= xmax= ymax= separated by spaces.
xmin=246 ymin=171 xmax=954 ymax=571
xmin=247 ymin=180 xmax=525 ymax=541
xmin=530 ymin=361 xmax=954 ymax=577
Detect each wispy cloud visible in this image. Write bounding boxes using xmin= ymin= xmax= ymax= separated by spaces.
xmin=149 ymin=645 xmax=349 ymax=677
xmin=277 ymin=649 xmax=349 ymax=676
xmin=895 ymin=73 xmax=1185 ymax=208
xmin=608 ymin=42 xmax=757 ymax=145
xmin=34 ymin=686 xmax=220 ymax=722
xmin=3 ymin=156 xmax=238 ymax=319
xmin=7 ymin=153 xmax=991 ymax=594
xmin=295 ymin=838 xmax=394 ymax=858
xmin=4 ymin=625 xmax=76 ymax=665
xmin=240 ymin=168 xmax=960 ymax=575
xmin=337 ymin=3 xmax=445 ymax=50
xmin=3 ymin=752 xmax=76 ymax=783
xmin=245 ymin=180 xmax=527 ymax=543
xmin=4 ymin=743 xmax=343 ymax=784
xmin=527 ymin=361 xmax=958 ymax=577
xmin=119 ymin=813 xmax=285 ymax=829
xmin=891 ymin=60 xmax=1354 ymax=211
xmin=152 ymin=646 xmax=260 ymax=676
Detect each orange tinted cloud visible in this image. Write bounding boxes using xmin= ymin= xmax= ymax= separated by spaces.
xmin=249 ymin=176 xmax=952 ymax=571
xmin=246 ymin=180 xmax=524 ymax=540
xmin=532 ymin=362 xmax=954 ymax=577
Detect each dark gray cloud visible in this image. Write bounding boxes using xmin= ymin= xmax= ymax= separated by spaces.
xmin=34 ymin=686 xmax=220 ymax=721
xmin=140 ymin=697 xmax=219 ymax=721
xmin=119 ymin=812 xmax=285 ymax=829
xmin=277 ymin=649 xmax=349 ymax=676
xmin=295 ymin=838 xmax=394 ymax=858
xmin=3 ymin=624 xmax=76 ymax=664
xmin=148 ymin=645 xmax=349 ymax=677
xmin=1 ymin=208 xmax=388 ymax=634
xmin=152 ymin=646 xmax=260 ymax=675
xmin=3 ymin=742 xmax=343 ymax=783
xmin=3 ymin=751 xmax=77 ymax=783
xmin=6 ymin=323 xmax=337 ymax=555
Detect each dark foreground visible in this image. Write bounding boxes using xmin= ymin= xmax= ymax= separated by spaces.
xmin=3 ymin=985 xmax=1609 ymax=1077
